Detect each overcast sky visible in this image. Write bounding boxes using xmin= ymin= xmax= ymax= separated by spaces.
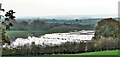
xmin=0 ymin=0 xmax=120 ymax=17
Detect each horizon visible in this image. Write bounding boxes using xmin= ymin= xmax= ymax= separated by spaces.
xmin=15 ymin=15 xmax=118 ymax=20
xmin=1 ymin=0 xmax=119 ymax=18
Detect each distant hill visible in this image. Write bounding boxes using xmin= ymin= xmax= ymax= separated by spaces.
xmin=94 ymin=18 xmax=120 ymax=38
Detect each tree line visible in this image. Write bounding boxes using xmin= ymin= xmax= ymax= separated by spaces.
xmin=2 ymin=37 xmax=119 ymax=56
xmin=10 ymin=19 xmax=94 ymax=30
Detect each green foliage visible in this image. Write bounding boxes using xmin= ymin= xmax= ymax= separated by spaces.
xmin=0 ymin=28 xmax=10 ymax=45
xmin=5 ymin=26 xmax=93 ymax=38
xmin=95 ymin=18 xmax=120 ymax=38
xmin=0 ymin=4 xmax=16 ymax=45
xmin=2 ymin=37 xmax=119 ymax=56
xmin=8 ymin=19 xmax=95 ymax=30
xmin=2 ymin=50 xmax=119 ymax=57
xmin=32 ymin=20 xmax=45 ymax=26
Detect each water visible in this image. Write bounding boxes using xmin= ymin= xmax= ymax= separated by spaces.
xmin=3 ymin=30 xmax=94 ymax=48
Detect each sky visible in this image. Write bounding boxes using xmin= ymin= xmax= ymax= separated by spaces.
xmin=0 ymin=0 xmax=120 ymax=18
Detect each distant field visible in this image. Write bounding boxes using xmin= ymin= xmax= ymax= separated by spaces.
xmin=5 ymin=30 xmax=44 ymax=38
xmin=5 ymin=26 xmax=94 ymax=38
xmin=2 ymin=50 xmax=119 ymax=57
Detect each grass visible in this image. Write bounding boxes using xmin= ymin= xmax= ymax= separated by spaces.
xmin=5 ymin=26 xmax=93 ymax=38
xmin=5 ymin=30 xmax=44 ymax=38
xmin=65 ymin=50 xmax=119 ymax=55
xmin=1 ymin=50 xmax=119 ymax=57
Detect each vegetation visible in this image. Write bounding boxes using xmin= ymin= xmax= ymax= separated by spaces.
xmin=2 ymin=37 xmax=119 ymax=56
xmin=10 ymin=19 xmax=95 ymax=30
xmin=65 ymin=50 xmax=119 ymax=55
xmin=0 ymin=4 xmax=16 ymax=45
xmin=2 ymin=50 xmax=119 ymax=57
xmin=0 ymin=28 xmax=10 ymax=45
xmin=6 ymin=26 xmax=94 ymax=38
xmin=95 ymin=18 xmax=120 ymax=38
xmin=2 ymin=18 xmax=119 ymax=56
xmin=1 ymin=2 xmax=119 ymax=57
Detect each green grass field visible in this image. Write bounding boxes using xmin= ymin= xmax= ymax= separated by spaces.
xmin=65 ymin=50 xmax=119 ymax=55
xmin=2 ymin=50 xmax=119 ymax=57
xmin=5 ymin=30 xmax=45 ymax=38
xmin=5 ymin=26 xmax=93 ymax=38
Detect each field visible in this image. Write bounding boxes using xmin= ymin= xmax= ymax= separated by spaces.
xmin=2 ymin=50 xmax=119 ymax=57
xmin=5 ymin=26 xmax=94 ymax=38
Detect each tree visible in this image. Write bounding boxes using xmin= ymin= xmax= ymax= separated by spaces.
xmin=75 ymin=19 xmax=78 ymax=22
xmin=2 ymin=10 xmax=16 ymax=30
xmin=0 ymin=3 xmax=16 ymax=45
xmin=30 ymin=19 xmax=45 ymax=30
xmin=95 ymin=18 xmax=120 ymax=38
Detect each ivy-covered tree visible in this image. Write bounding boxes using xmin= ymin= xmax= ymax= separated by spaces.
xmin=0 ymin=3 xmax=16 ymax=45
xmin=2 ymin=10 xmax=16 ymax=30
